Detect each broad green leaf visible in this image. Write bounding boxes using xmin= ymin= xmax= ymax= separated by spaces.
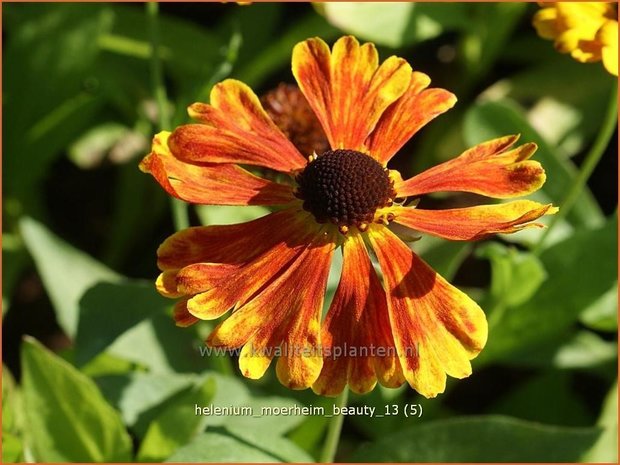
xmin=166 ymin=427 xmax=313 ymax=463
xmin=316 ymin=3 xmax=470 ymax=48
xmin=288 ymin=412 xmax=330 ymax=458
xmin=79 ymin=351 xmax=137 ymax=378
xmin=503 ymin=331 xmax=617 ymax=369
xmin=165 ymin=431 xmax=280 ymax=463
xmin=224 ymin=397 xmax=307 ymax=435
xmin=2 ymin=434 xmax=23 ymax=464
xmin=96 ymin=372 xmax=198 ymax=437
xmin=580 ymin=283 xmax=618 ymax=332
xmin=21 ymin=337 xmax=132 ymax=462
xmin=477 ymin=242 xmax=546 ymax=312
xmin=75 ymin=280 xmax=171 ymax=366
xmin=106 ymin=312 xmax=205 ymax=374
xmin=550 ymin=331 xmax=617 ymax=369
xmin=584 ymin=381 xmax=618 ymax=462
xmin=464 ymin=100 xmax=604 ymax=230
xmin=19 ymin=217 xmax=121 ymax=338
xmin=490 ymin=372 xmax=591 ymax=426
xmin=351 ymin=415 xmax=601 ymax=462
xmin=137 ymin=378 xmax=216 ymax=462
xmin=480 ymin=215 xmax=617 ymax=364
xmin=349 ymin=387 xmax=449 ymax=441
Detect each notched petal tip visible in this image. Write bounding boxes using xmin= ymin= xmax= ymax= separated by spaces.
xmin=156 ymin=271 xmax=184 ymax=298
xmin=368 ymin=228 xmax=488 ymax=398
xmin=396 ymin=135 xmax=547 ymax=199
xmin=276 ymin=354 xmax=323 ymax=390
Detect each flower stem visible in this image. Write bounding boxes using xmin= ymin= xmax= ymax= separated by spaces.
xmin=320 ymin=390 xmax=348 ymax=463
xmin=146 ymin=2 xmax=189 ymax=231
xmin=533 ymin=81 xmax=618 ymax=255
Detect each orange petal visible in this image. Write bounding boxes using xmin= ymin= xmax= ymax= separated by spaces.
xmin=157 ymin=208 xmax=306 ymax=271
xmin=312 ymin=232 xmax=403 ymax=396
xmin=168 ymin=80 xmax=306 ymax=172
xmin=186 ymin=214 xmax=319 ymax=320
xmin=368 ymin=75 xmax=456 ymax=164
xmin=396 ymin=135 xmax=546 ymax=199
xmin=208 ymin=231 xmax=336 ymax=389
xmin=175 ymin=263 xmax=240 ymax=295
xmin=368 ymin=227 xmax=488 ymax=398
xmin=292 ymin=36 xmax=412 ymax=153
xmin=156 ymin=270 xmax=184 ymax=298
xmin=173 ymin=299 xmax=199 ymax=327
xmin=140 ymin=132 xmax=295 ymax=206
xmin=393 ymin=200 xmax=558 ymax=241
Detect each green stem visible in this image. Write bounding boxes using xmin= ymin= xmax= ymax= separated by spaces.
xmin=320 ymin=390 xmax=348 ymax=463
xmin=533 ymin=82 xmax=618 ymax=255
xmin=146 ymin=2 xmax=189 ymax=231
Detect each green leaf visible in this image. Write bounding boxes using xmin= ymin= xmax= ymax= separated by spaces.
xmin=137 ymin=378 xmax=216 ymax=462
xmin=195 ymin=205 xmax=271 ymax=226
xmin=480 ymin=215 xmax=617 ymax=365
xmin=584 ymin=381 xmax=618 ymax=462
xmin=351 ymin=415 xmax=601 ymax=462
xmin=550 ymin=331 xmax=617 ymax=369
xmin=75 ymin=280 xmax=171 ymax=366
xmin=106 ymin=312 xmax=205 ymax=374
xmin=166 ymin=427 xmax=313 ymax=463
xmin=79 ymin=351 xmax=138 ymax=378
xmin=490 ymin=372 xmax=592 ymax=426
xmin=19 ymin=217 xmax=121 ymax=338
xmin=96 ymin=372 xmax=198 ymax=437
xmin=224 ymin=397 xmax=307 ymax=436
xmin=580 ymin=283 xmax=618 ymax=332
xmin=316 ymin=3 xmax=470 ymax=48
xmin=483 ymin=57 xmax=613 ymax=157
xmin=4 ymin=4 xmax=111 ymax=210
xmin=477 ymin=242 xmax=546 ymax=311
xmin=21 ymin=337 xmax=132 ymax=462
xmin=2 ymin=368 xmax=24 ymax=462
xmin=503 ymin=331 xmax=617 ymax=369
xmin=2 ymin=433 xmax=23 ymax=464
xmin=464 ymin=100 xmax=604 ymax=230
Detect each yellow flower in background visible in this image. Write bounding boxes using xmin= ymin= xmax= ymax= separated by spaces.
xmin=533 ymin=2 xmax=618 ymax=76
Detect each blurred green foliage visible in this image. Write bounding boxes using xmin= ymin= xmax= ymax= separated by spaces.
xmin=2 ymin=2 xmax=617 ymax=463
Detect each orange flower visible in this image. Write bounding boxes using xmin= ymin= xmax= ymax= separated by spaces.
xmin=140 ymin=36 xmax=556 ymax=398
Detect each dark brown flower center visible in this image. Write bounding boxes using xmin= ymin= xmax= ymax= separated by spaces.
xmin=296 ymin=149 xmax=395 ymax=232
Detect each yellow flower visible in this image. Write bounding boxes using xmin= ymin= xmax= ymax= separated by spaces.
xmin=534 ymin=2 xmax=618 ymax=76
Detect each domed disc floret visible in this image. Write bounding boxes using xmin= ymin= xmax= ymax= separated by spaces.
xmin=296 ymin=149 xmax=395 ymax=232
